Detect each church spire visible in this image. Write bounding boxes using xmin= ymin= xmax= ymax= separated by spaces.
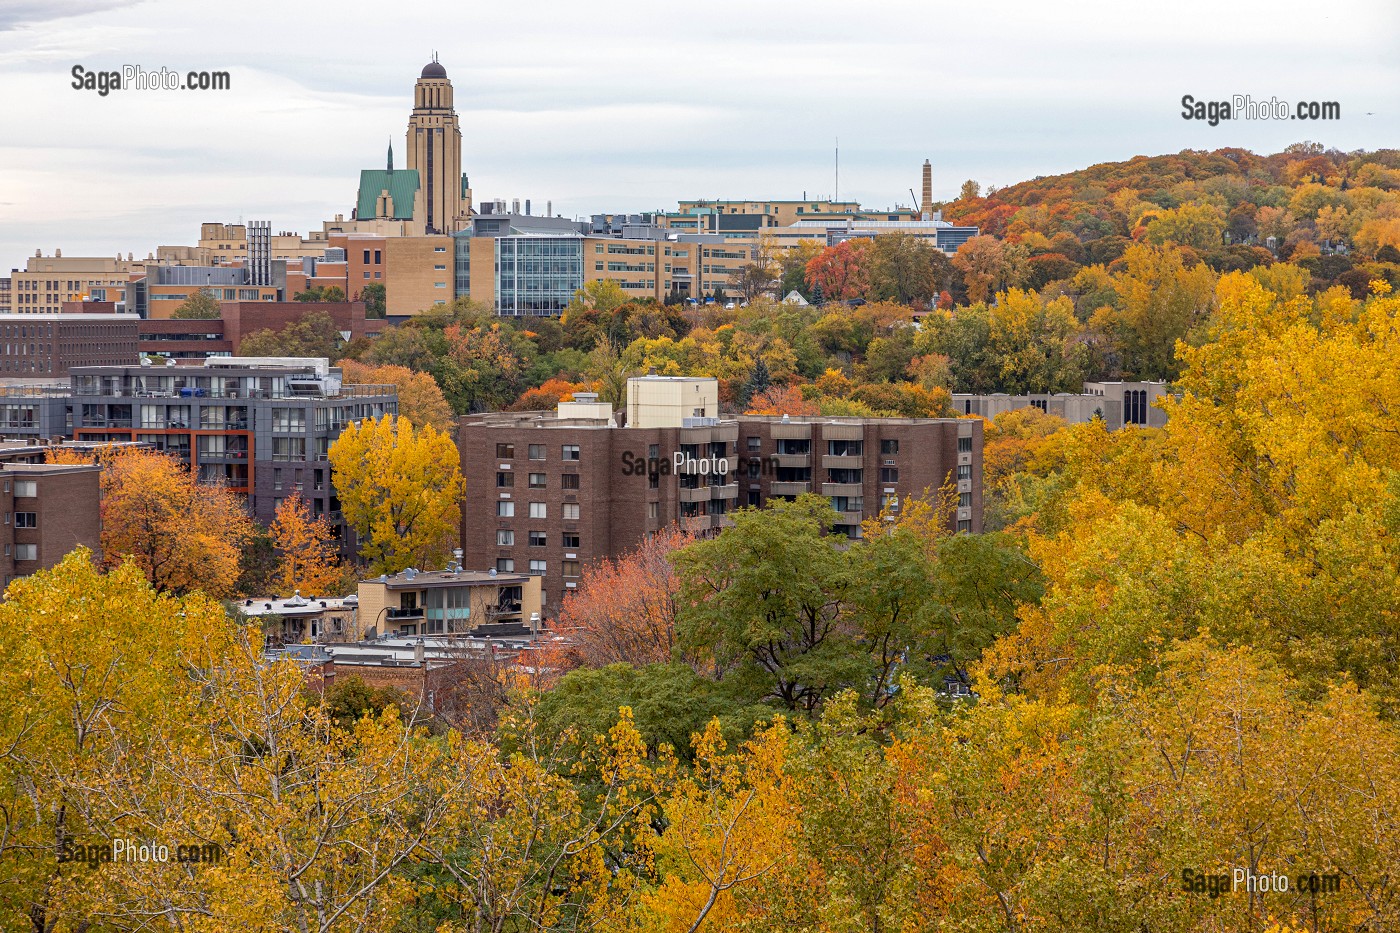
xmin=387 ymin=138 xmax=393 ymax=172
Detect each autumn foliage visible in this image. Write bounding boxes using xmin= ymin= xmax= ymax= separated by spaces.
xmin=328 ymin=413 xmax=463 ymax=574
xmin=269 ymin=491 xmax=345 ymax=596
xmin=97 ymin=448 xmax=252 ymax=598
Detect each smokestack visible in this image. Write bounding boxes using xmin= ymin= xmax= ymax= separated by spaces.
xmin=920 ymin=160 xmax=933 ymax=220
xmin=547 ymin=200 xmax=552 ymax=217
xmin=525 ymin=199 xmax=532 ymax=216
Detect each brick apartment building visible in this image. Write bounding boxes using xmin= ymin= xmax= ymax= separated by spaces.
xmin=0 ymin=461 xmax=102 ymax=587
xmin=458 ymin=376 xmax=981 ymax=614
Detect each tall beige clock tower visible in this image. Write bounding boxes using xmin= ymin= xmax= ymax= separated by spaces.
xmin=406 ymin=56 xmax=472 ymax=234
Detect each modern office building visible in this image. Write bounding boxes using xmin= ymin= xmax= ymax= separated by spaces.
xmin=67 ymin=357 xmax=396 ymax=540
xmin=0 ymin=461 xmax=103 ymax=587
xmin=952 ymin=381 xmax=1170 ymax=430
xmin=458 ymin=376 xmax=980 ymax=614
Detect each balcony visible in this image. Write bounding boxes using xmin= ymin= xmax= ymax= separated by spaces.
xmin=680 ymin=514 xmax=714 ymax=532
xmin=771 ymin=453 xmax=810 ymax=468
xmin=709 ymin=483 xmax=738 ymax=500
xmin=822 ymin=482 xmax=864 ymax=497
xmin=822 ymin=454 xmax=864 ymax=469
xmin=838 ymin=510 xmax=864 ymax=526
xmin=770 ymin=481 xmax=811 ymax=496
xmin=769 ymin=423 xmax=812 ymax=440
xmin=679 ymin=485 xmax=710 ymax=503
xmin=386 ymin=607 xmax=423 ymax=620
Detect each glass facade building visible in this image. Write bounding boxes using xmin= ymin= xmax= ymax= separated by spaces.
xmin=494 ymin=237 xmax=584 ymax=316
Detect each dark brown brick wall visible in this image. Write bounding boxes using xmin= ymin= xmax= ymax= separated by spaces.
xmin=459 ymin=414 xmax=981 ymax=616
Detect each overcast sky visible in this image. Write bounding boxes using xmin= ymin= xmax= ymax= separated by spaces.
xmin=2 ymin=0 xmax=1397 ymax=271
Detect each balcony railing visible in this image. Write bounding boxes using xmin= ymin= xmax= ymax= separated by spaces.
xmin=386 ymin=607 xmax=423 ymax=620
xmin=770 ymin=481 xmax=811 ymax=496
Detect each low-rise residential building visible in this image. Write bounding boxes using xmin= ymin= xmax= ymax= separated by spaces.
xmin=239 ymin=593 xmax=361 ymax=647
xmin=356 ymin=563 xmax=543 ymax=639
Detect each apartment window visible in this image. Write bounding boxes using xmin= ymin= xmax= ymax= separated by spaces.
xmin=528 ymin=444 xmax=545 ymax=460
xmin=562 ymin=532 xmax=580 ymax=548
xmin=363 ymin=250 xmax=371 ymax=264
xmin=272 ymin=408 xmax=305 ymax=432
xmin=496 ymin=530 xmax=515 ymax=546
xmin=273 ymin=468 xmax=283 ymax=491
xmin=648 ymin=444 xmax=660 ymax=459
xmin=529 ymin=502 xmax=547 ymax=519
xmin=529 ymin=473 xmax=547 ymax=489
xmin=957 ymin=464 xmax=972 ymax=480
xmin=496 ymin=442 xmax=515 ymax=458
xmin=14 ymin=544 xmax=36 ymax=561
xmin=880 ymin=439 xmax=899 ymax=455
xmin=828 ymin=440 xmax=863 ymax=457
xmin=562 ymin=503 xmax=580 ymax=520
xmin=958 ymin=436 xmax=973 ymax=453
xmin=957 ymin=519 xmax=972 ymax=533
xmin=496 ymin=558 xmax=515 ymax=572
xmin=13 ymin=480 xmax=36 ymax=498
xmin=272 ymin=438 xmax=306 ymax=461
xmin=747 ymin=436 xmax=761 ymax=452
xmin=649 ymin=472 xmax=659 ymax=489
xmin=648 ymin=502 xmax=660 ymax=519
xmin=374 ymin=250 xmax=381 ymax=264
xmin=497 ymin=471 xmax=514 ymax=488
xmin=529 ymin=559 xmax=547 ymax=575
xmin=561 ymin=473 xmax=580 ymax=490
xmin=959 ymin=492 xmax=972 ymax=508
xmin=529 ymin=531 xmax=547 ymax=547
xmin=562 ymin=560 xmax=581 ymax=577
xmin=433 ymin=246 xmax=446 ymax=252
xmin=497 ymin=501 xmax=515 ymax=517
xmin=14 ymin=512 xmax=36 ymax=529
xmin=561 ymin=445 xmax=580 ymax=461
xmin=880 ymin=467 xmax=899 ymax=483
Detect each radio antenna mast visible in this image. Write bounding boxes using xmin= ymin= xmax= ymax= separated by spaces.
xmin=835 ymin=137 xmax=839 ymax=203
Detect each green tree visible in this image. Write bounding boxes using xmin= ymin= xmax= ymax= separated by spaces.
xmin=171 ymin=286 xmax=221 ymax=319
xmin=360 ymin=281 xmax=386 ymax=318
xmin=867 ymin=233 xmax=953 ymax=306
xmin=238 ymin=310 xmax=341 ymax=359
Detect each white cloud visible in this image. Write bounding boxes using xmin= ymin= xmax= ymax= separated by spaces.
xmin=0 ymin=0 xmax=1397 ymax=268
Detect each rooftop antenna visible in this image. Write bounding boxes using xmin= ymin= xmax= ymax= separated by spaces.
xmin=834 ymin=137 xmax=839 ymax=203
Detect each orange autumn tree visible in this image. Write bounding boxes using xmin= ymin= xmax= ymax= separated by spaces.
xmin=269 ymin=492 xmax=345 ymax=596
xmin=510 ymin=377 xmax=596 ymax=412
xmin=744 ymin=384 xmax=819 ymax=417
xmin=554 ymin=524 xmax=694 ymax=669
xmin=337 ymin=360 xmax=454 ymax=432
xmin=99 ymin=448 xmax=253 ymax=599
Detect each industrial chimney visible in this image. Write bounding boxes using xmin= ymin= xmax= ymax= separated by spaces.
xmin=920 ymin=160 xmax=933 ymax=220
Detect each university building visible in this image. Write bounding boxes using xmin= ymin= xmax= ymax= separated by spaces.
xmin=458 ymin=375 xmax=981 ymax=613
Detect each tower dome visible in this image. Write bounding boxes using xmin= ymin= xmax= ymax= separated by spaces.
xmin=420 ymin=60 xmax=447 ymax=79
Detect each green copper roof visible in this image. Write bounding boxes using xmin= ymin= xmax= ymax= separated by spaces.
xmin=356 ymin=168 xmax=419 ymax=221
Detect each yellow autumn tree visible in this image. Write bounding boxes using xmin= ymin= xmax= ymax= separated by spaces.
xmin=328 ymin=413 xmax=463 ymax=574
xmin=269 ymin=491 xmax=346 ymax=596
xmin=100 ymin=447 xmax=253 ymax=598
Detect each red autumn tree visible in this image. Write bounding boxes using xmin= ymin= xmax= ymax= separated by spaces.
xmin=804 ymin=239 xmax=873 ymax=302
xmin=553 ymin=525 xmax=695 ymax=669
